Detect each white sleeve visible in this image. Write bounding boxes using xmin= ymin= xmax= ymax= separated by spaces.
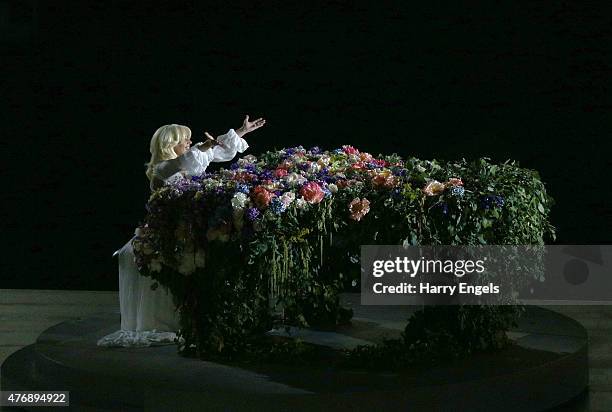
xmin=209 ymin=129 xmax=249 ymax=163
xmin=150 ymin=129 xmax=248 ymax=189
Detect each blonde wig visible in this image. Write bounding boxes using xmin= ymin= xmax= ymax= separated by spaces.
xmin=145 ymin=124 xmax=192 ymax=182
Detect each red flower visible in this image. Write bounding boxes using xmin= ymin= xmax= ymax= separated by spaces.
xmin=343 ymin=145 xmax=359 ymax=155
xmin=351 ymin=162 xmax=366 ymax=170
xmin=274 ymin=168 xmax=288 ymax=178
xmin=300 ymin=182 xmax=325 ymax=204
xmin=251 ymin=185 xmax=273 ymax=208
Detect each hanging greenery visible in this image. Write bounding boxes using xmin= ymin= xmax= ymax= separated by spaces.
xmin=132 ymin=145 xmax=555 ymax=367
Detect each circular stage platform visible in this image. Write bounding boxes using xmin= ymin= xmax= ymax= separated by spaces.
xmin=2 ymin=297 xmax=588 ymax=411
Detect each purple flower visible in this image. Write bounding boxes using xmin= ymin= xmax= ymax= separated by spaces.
xmin=246 ymin=207 xmax=260 ymax=221
xmin=245 ymin=164 xmax=257 ymax=173
xmin=230 ymin=162 xmax=241 ymax=170
xmin=309 ymin=146 xmax=321 ymax=154
xmin=260 ymin=170 xmax=274 ymax=180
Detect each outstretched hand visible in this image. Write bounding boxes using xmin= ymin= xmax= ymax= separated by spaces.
xmin=236 ymin=115 xmax=266 ymax=138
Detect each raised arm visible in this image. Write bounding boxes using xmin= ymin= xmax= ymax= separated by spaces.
xmin=197 ymin=115 xmax=266 ymax=162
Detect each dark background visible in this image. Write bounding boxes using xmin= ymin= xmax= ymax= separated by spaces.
xmin=2 ymin=1 xmax=610 ymax=290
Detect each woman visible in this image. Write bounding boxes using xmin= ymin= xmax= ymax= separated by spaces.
xmin=97 ymin=115 xmax=266 ymax=347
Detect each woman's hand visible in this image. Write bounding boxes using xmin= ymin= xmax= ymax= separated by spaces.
xmin=196 ymin=132 xmax=223 ymax=151
xmin=236 ymin=115 xmax=266 ymax=138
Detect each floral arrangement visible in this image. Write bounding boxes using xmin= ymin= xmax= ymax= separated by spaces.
xmin=132 ymin=145 xmax=555 ymax=364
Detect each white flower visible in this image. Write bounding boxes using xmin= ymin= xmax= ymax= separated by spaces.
xmin=231 ymin=192 xmax=249 ymax=210
xmin=327 ymin=183 xmax=338 ymax=193
xmin=284 ymin=172 xmax=307 ymax=187
xmin=308 ymin=162 xmax=321 ymax=173
xmin=295 ymin=197 xmax=308 ymax=210
xmin=416 ymin=165 xmax=426 ymax=173
xmin=280 ymin=191 xmax=296 ymax=206
xmin=317 ymin=155 xmax=331 ymax=166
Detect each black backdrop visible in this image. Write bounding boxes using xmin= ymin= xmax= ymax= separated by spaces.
xmin=3 ymin=1 xmax=610 ymax=290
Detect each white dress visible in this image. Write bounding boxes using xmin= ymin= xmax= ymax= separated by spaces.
xmin=97 ymin=129 xmax=249 ymax=347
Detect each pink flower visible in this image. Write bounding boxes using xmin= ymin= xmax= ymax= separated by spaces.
xmin=251 ymin=185 xmax=273 ymax=209
xmin=446 ymin=178 xmax=463 ymax=187
xmin=351 ymin=161 xmax=366 ymax=170
xmin=371 ymin=158 xmax=387 ymax=167
xmin=300 ymin=182 xmax=325 ymax=204
xmin=372 ymin=170 xmax=398 ymax=189
xmin=422 ymin=180 xmax=446 ymax=196
xmin=343 ymin=145 xmax=359 ymax=155
xmin=274 ymin=168 xmax=288 ymax=178
xmin=348 ymin=197 xmax=370 ymax=221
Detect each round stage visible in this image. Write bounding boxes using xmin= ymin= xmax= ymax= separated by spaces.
xmin=2 ymin=297 xmax=588 ymax=411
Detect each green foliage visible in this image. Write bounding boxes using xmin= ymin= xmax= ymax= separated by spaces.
xmin=133 ymin=147 xmax=555 ymax=368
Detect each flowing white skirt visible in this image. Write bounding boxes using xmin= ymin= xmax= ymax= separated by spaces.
xmin=97 ymin=237 xmax=181 ymax=348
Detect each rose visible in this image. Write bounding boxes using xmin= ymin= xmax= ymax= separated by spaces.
xmin=251 ymin=185 xmax=273 ymax=209
xmin=343 ymin=145 xmax=359 ymax=155
xmin=446 ymin=177 xmax=463 ymax=187
xmin=300 ymin=182 xmax=325 ymax=204
xmin=422 ymin=180 xmax=446 ymax=196
xmin=372 ymin=170 xmax=398 ymax=189
xmin=348 ymin=197 xmax=370 ymax=221
xmin=351 ymin=162 xmax=366 ymax=170
xmin=274 ymin=168 xmax=288 ymax=178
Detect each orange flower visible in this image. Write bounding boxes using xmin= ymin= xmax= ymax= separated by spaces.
xmin=446 ymin=177 xmax=463 ymax=187
xmin=251 ymin=185 xmax=273 ymax=208
xmin=422 ymin=180 xmax=446 ymax=196
xmin=372 ymin=170 xmax=398 ymax=189
xmin=359 ymin=152 xmax=373 ymax=162
xmin=348 ymin=197 xmax=370 ymax=221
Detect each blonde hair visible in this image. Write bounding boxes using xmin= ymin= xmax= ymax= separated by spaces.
xmin=145 ymin=124 xmax=192 ymax=182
